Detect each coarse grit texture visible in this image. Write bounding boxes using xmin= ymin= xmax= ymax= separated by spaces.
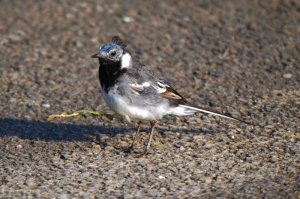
xmin=0 ymin=0 xmax=299 ymax=198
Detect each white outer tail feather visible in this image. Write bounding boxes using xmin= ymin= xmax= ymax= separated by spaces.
xmin=179 ymin=104 xmax=240 ymax=122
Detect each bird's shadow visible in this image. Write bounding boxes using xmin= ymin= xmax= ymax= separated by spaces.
xmin=0 ymin=118 xmax=221 ymax=144
xmin=0 ymin=118 xmax=125 ymax=142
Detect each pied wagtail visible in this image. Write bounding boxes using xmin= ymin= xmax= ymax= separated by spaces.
xmin=91 ymin=36 xmax=247 ymax=154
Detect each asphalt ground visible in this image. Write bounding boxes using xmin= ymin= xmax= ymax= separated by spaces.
xmin=0 ymin=0 xmax=299 ymax=198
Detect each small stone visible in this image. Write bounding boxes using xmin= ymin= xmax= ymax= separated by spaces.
xmin=158 ymin=175 xmax=165 ymax=179
xmin=205 ymin=177 xmax=213 ymax=184
xmin=9 ymin=34 xmax=22 ymax=42
xmin=283 ymin=73 xmax=292 ymax=78
xmin=42 ymin=103 xmax=50 ymax=108
xmin=96 ymin=5 xmax=104 ymax=12
xmin=25 ymin=177 xmax=37 ymax=188
xmin=9 ymin=98 xmax=16 ymax=102
xmin=160 ymin=187 xmax=167 ymax=192
xmin=182 ymin=135 xmax=193 ymax=142
xmin=183 ymin=17 xmax=190 ymax=22
xmin=66 ymin=13 xmax=74 ymax=19
xmin=123 ymin=16 xmax=133 ymax=23
xmin=91 ymin=37 xmax=98 ymax=44
xmin=92 ymin=143 xmax=101 ymax=151
xmin=105 ymin=146 xmax=115 ymax=151
xmin=76 ymin=41 xmax=83 ymax=48
xmin=16 ymin=144 xmax=22 ymax=149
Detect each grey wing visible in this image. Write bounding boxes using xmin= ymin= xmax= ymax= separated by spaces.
xmin=118 ymin=67 xmax=188 ymax=107
xmin=117 ymin=72 xmax=165 ymax=107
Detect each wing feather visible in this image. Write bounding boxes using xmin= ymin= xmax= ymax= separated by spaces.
xmin=156 ymin=81 xmax=188 ymax=103
xmin=129 ymin=80 xmax=188 ymax=104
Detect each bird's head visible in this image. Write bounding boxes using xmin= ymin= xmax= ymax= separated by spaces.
xmin=91 ymin=36 xmax=132 ymax=69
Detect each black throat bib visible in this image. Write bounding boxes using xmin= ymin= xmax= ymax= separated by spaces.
xmin=98 ymin=59 xmax=126 ymax=93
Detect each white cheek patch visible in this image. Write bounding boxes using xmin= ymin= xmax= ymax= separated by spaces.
xmin=121 ymin=53 xmax=132 ymax=68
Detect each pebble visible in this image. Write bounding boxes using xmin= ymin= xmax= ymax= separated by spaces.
xmin=42 ymin=103 xmax=51 ymax=108
xmin=9 ymin=98 xmax=17 ymax=102
xmin=96 ymin=5 xmax=104 ymax=12
xmin=283 ymin=73 xmax=292 ymax=78
xmin=123 ymin=16 xmax=134 ymax=23
xmin=25 ymin=177 xmax=37 ymax=188
xmin=92 ymin=143 xmax=101 ymax=151
xmin=158 ymin=175 xmax=165 ymax=179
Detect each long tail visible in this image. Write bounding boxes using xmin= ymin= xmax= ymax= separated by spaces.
xmin=179 ymin=104 xmax=249 ymax=124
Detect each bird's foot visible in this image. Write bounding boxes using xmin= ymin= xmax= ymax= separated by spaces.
xmin=137 ymin=145 xmax=152 ymax=157
xmin=123 ymin=144 xmax=152 ymax=157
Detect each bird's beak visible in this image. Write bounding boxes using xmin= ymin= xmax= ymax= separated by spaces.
xmin=91 ymin=51 xmax=106 ymax=58
xmin=91 ymin=51 xmax=100 ymax=58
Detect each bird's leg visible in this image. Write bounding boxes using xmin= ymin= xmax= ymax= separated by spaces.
xmin=126 ymin=121 xmax=142 ymax=151
xmin=143 ymin=120 xmax=158 ymax=154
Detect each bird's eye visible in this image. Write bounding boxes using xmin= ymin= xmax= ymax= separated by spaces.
xmin=110 ymin=50 xmax=117 ymax=57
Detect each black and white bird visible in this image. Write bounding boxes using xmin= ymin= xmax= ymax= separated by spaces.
xmin=91 ymin=36 xmax=247 ymax=154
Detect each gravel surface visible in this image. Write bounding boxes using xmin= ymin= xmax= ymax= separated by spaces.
xmin=0 ymin=0 xmax=299 ymax=198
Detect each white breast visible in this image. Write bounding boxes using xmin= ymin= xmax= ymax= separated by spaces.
xmin=100 ymin=88 xmax=169 ymax=122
